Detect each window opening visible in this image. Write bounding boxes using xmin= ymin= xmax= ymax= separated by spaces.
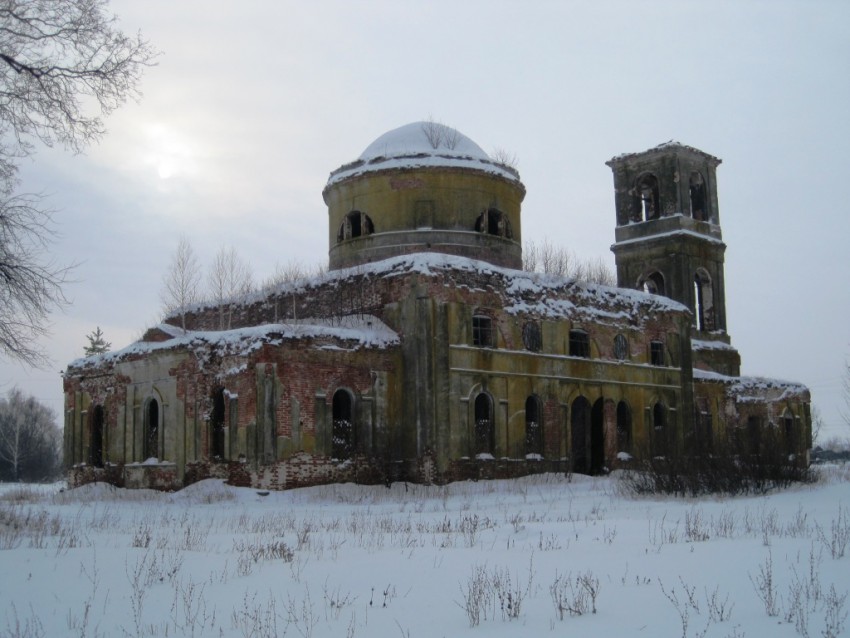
xmin=337 ymin=211 xmax=374 ymax=243
xmin=525 ymin=395 xmax=543 ymax=456
xmin=90 ymin=405 xmax=104 ymax=468
xmin=474 ymin=208 xmax=513 ymax=238
xmin=474 ymin=393 xmax=494 ymax=456
xmin=472 ymin=315 xmax=493 ymax=347
xmin=211 ymin=388 xmax=226 ymax=460
xmin=144 ymin=398 xmax=159 ymax=460
xmin=636 ymin=174 xmax=660 ymax=221
xmin=569 ymin=329 xmax=590 ymax=358
xmin=639 ymin=271 xmax=665 ymax=296
xmin=332 ymin=390 xmax=354 ymax=460
xmin=613 ymin=334 xmax=629 ymax=360
xmin=522 ymin=321 xmax=542 ymax=352
xmin=650 ymin=340 xmax=665 ymax=366
xmin=689 ymin=171 xmax=707 ymax=221
xmin=694 ymin=270 xmax=715 ymax=331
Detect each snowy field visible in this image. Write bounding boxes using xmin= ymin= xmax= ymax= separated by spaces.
xmin=1 ymin=470 xmax=848 ymax=638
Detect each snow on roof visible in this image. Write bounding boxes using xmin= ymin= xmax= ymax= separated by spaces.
xmin=606 ymin=140 xmax=722 ymax=166
xmin=693 ymin=368 xmax=809 ymax=401
xmin=325 ymin=121 xmax=521 ymax=187
xmin=322 ymin=252 xmax=690 ymax=325
xmin=691 ymin=339 xmax=738 ymax=352
xmin=68 ymin=315 xmax=399 ymax=371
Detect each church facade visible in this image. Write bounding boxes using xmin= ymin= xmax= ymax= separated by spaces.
xmin=63 ymin=123 xmax=811 ymax=490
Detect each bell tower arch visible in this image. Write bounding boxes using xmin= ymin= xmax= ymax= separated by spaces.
xmin=606 ymin=142 xmax=740 ymax=376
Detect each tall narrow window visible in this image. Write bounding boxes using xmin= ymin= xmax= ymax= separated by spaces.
xmin=332 ymin=390 xmax=354 ymax=460
xmin=474 ymin=393 xmax=494 ymax=456
xmin=571 ymin=396 xmax=590 ymax=474
xmin=90 ymin=405 xmax=104 ymax=468
xmin=472 ymin=315 xmax=493 ymax=347
xmin=694 ymin=269 xmax=714 ymax=331
xmin=650 ymin=341 xmax=665 ymax=366
xmin=211 ymin=388 xmax=226 ymax=460
xmin=635 ymin=173 xmax=660 ymax=221
xmin=144 ymin=398 xmax=159 ymax=460
xmin=569 ymin=329 xmax=590 ymax=358
xmin=525 ymin=395 xmax=543 ymax=457
xmin=689 ymin=171 xmax=707 ymax=221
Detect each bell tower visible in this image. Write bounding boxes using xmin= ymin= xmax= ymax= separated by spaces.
xmin=606 ymin=142 xmax=740 ymax=376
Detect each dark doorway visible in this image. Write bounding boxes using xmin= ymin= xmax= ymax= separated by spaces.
xmin=211 ymin=388 xmax=226 ymax=459
xmin=145 ymin=399 xmax=159 ymax=460
xmin=590 ymin=399 xmax=605 ymax=474
xmin=90 ymin=405 xmax=104 ymax=468
xmin=474 ymin=393 xmax=494 ymax=456
xmin=332 ymin=390 xmax=354 ymax=460
xmin=571 ymin=396 xmax=590 ymax=474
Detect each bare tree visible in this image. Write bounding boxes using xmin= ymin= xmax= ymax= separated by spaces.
xmin=161 ymin=237 xmax=201 ymax=330
xmin=0 ymin=0 xmax=157 ymax=365
xmin=523 ymin=240 xmax=616 ymax=285
xmin=0 ymin=387 xmax=61 ymax=481
xmin=0 ymin=192 xmax=72 ymax=365
xmin=207 ymin=245 xmax=254 ymax=329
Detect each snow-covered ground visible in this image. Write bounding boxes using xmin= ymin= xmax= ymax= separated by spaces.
xmin=1 ymin=470 xmax=848 ymax=637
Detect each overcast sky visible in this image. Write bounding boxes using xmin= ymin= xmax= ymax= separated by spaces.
xmin=2 ymin=0 xmax=848 ymax=440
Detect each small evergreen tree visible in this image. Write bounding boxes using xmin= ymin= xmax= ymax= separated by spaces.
xmin=84 ymin=327 xmax=111 ymax=356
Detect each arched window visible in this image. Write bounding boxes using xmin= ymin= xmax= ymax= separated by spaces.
xmin=211 ymin=388 xmax=226 ymax=460
xmin=525 ymin=395 xmax=543 ymax=457
xmin=635 ymin=173 xmax=660 ymax=221
xmin=332 ymin=390 xmax=354 ymax=460
xmin=639 ymin=271 xmax=665 ymax=296
xmin=144 ymin=398 xmax=159 ymax=460
xmin=569 ymin=329 xmax=590 ymax=358
xmin=694 ymin=269 xmax=714 ymax=331
xmin=474 ymin=208 xmax=513 ymax=238
xmin=337 ymin=211 xmax=375 ymax=243
xmin=522 ymin=321 xmax=542 ymax=352
xmin=474 ymin=393 xmax=494 ymax=456
xmin=652 ymin=402 xmax=667 ymax=457
xmin=90 ymin=405 xmax=104 ymax=468
xmin=689 ymin=171 xmax=707 ymax=221
xmin=616 ymin=401 xmax=631 ymax=453
xmin=613 ymin=334 xmax=629 ymax=361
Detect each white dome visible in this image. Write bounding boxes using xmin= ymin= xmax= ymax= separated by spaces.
xmin=326 ymin=121 xmax=521 ymax=187
xmin=358 ymin=122 xmax=490 ymax=161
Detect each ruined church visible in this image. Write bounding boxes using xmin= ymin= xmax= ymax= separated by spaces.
xmin=63 ymin=122 xmax=811 ymax=490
